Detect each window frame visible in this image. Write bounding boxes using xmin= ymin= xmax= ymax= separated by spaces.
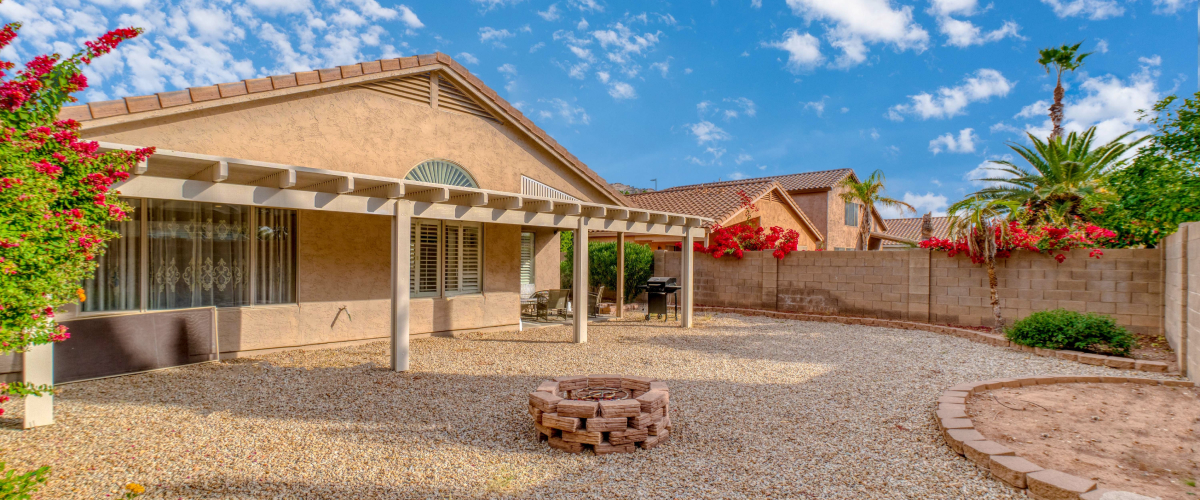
xmin=410 ymin=218 xmax=485 ymax=299
xmin=844 ymin=201 xmax=858 ymax=227
xmin=74 ymin=198 xmax=302 ymax=317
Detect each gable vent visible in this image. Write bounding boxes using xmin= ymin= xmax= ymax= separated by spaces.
xmin=360 ymin=73 xmax=432 ymax=106
xmin=437 ymin=75 xmax=499 ymax=122
xmin=521 ymin=175 xmax=579 ymax=201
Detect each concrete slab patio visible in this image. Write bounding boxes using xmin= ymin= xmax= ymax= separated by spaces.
xmin=0 ymin=314 xmax=1177 ymax=499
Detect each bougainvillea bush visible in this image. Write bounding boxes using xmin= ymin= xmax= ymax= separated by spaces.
xmin=0 ymin=21 xmax=150 ymax=357
xmin=694 ymin=224 xmax=803 ymax=260
xmin=920 ymin=221 xmax=1116 ymax=264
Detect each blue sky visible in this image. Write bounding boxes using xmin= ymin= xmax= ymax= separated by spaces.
xmin=1 ymin=0 xmax=1193 ymax=217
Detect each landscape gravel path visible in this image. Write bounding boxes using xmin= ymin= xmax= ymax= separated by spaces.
xmin=0 ymin=313 xmax=1179 ymax=499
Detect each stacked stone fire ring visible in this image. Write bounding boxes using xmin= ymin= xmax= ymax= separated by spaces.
xmin=528 ymin=374 xmax=671 ymax=454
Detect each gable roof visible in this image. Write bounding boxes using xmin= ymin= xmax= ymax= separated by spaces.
xmin=626 ymin=179 xmax=823 ymax=241
xmin=655 ymin=168 xmax=855 ymax=194
xmin=880 ymin=216 xmax=951 ymax=246
xmin=58 ymin=52 xmax=630 ymax=207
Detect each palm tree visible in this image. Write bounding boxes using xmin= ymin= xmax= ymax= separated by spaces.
xmin=970 ymin=127 xmax=1145 ymax=226
xmin=945 ymin=197 xmax=1021 ymax=329
xmin=837 ymin=170 xmax=915 ymax=250
xmin=1038 ymin=43 xmax=1091 ymax=140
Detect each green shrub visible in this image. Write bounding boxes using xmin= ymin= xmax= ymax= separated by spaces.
xmin=0 ymin=462 xmax=49 ymax=500
xmin=1005 ymin=309 xmax=1136 ymax=357
xmin=559 ymin=237 xmax=655 ymax=302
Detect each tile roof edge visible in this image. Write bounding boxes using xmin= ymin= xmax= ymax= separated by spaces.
xmin=61 ymin=52 xmax=632 ymax=208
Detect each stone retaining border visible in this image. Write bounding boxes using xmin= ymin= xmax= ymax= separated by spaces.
xmin=695 ymin=307 xmax=1176 ymax=374
xmin=937 ymin=375 xmax=1196 ymax=500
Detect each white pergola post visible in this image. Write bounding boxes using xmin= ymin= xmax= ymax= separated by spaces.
xmin=23 ymin=343 xmax=53 ymax=428
xmin=680 ymin=231 xmax=695 ymax=328
xmin=573 ymin=219 xmax=588 ymax=343
xmin=615 ymin=232 xmax=625 ymax=319
xmin=391 ymin=200 xmax=412 ymax=371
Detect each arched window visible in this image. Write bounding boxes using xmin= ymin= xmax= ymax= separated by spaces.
xmin=404 ymin=159 xmax=479 ymax=188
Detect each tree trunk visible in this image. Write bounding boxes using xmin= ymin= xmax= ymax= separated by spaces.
xmin=986 ymin=257 xmax=1004 ymax=330
xmin=1049 ymin=72 xmax=1065 ymax=141
xmin=859 ymin=203 xmax=871 ymax=250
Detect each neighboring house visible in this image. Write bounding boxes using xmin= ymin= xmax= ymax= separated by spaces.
xmin=878 ymin=216 xmax=952 ymax=249
xmin=12 ymin=53 xmax=706 ymax=385
xmin=644 ymin=170 xmax=889 ymax=250
xmin=593 ymin=179 xmax=824 ymax=250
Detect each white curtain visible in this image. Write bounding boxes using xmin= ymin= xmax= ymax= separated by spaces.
xmin=81 ymin=199 xmax=142 ymax=312
xmin=148 ymin=200 xmax=250 ymax=309
xmin=255 ymin=208 xmax=296 ymax=304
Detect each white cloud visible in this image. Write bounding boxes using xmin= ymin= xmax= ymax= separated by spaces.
xmin=764 ymin=29 xmax=824 ymax=72
xmin=1152 ymin=0 xmax=1196 ymax=14
xmin=1095 ymin=39 xmax=1109 ymax=53
xmin=247 ymin=0 xmax=312 ymax=14
xmin=990 ymin=122 xmax=1023 ymax=135
xmin=592 ymin=23 xmax=660 ymax=58
xmin=1039 ymin=0 xmax=1124 ymax=20
xmin=571 ymin=0 xmax=605 ymax=13
xmin=725 ymin=97 xmax=757 ymax=118
xmin=964 ymin=155 xmax=1015 ymax=187
xmin=479 ymin=27 xmax=515 ymax=47
xmin=928 ymin=0 xmax=980 ymax=16
xmin=650 ymin=59 xmax=670 ymax=77
xmin=538 ymin=3 xmax=562 ymax=21
xmin=529 ymin=42 xmax=546 ymax=52
xmin=938 ymin=18 xmax=1021 ymax=47
xmin=608 ymin=81 xmax=636 ymax=99
xmin=396 ymin=5 xmax=423 ymax=28
xmin=752 ymin=0 xmax=764 ymax=7
xmin=689 ymin=121 xmax=731 ymax=144
xmin=498 ymin=63 xmax=518 ymax=91
xmin=803 ymin=96 xmax=829 ymax=117
xmin=596 ymin=71 xmax=611 ymax=83
xmin=1015 ymin=99 xmax=1050 ymax=119
xmin=928 ymin=128 xmax=977 ymax=154
xmin=868 ymin=128 xmax=880 ymax=140
xmin=877 ymin=192 xmax=948 ymax=218
xmin=577 ymin=18 xmax=590 ymax=30
xmin=456 ymin=52 xmax=480 ymax=65
xmin=784 ymin=0 xmax=929 ymax=67
xmin=470 ymin=0 xmax=525 ymax=11
xmin=887 ymin=68 xmax=1014 ymax=121
xmin=538 ymin=97 xmax=590 ymax=124
xmin=729 ymin=171 xmax=748 ymax=180
xmin=569 ymin=45 xmax=595 ymax=62
xmin=735 ymin=153 xmax=754 ymax=164
xmin=1021 ymin=58 xmax=1162 ymax=144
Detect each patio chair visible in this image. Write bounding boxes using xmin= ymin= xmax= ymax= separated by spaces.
xmin=535 ymin=289 xmax=571 ymax=321
xmin=588 ymin=285 xmax=605 ymax=317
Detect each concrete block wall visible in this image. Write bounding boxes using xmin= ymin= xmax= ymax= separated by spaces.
xmin=1187 ymin=223 xmax=1200 ymax=378
xmin=656 ymin=247 xmax=1164 ymax=335
xmin=1163 ymin=226 xmax=1187 ymax=371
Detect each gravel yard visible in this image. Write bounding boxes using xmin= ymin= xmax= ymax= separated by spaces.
xmin=0 ymin=313 xmax=1181 ymax=500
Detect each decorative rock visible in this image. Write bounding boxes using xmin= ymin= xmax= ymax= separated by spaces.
xmin=1080 ymin=490 xmax=1161 ymax=500
xmin=649 ymin=381 xmax=668 ymax=392
xmin=594 ymin=441 xmax=636 ymax=455
xmin=989 ymin=455 xmax=1043 ymax=489
xmin=561 ymin=429 xmax=603 ymax=446
xmin=548 ymin=436 xmax=583 ymax=453
xmin=609 ymin=427 xmax=649 ymax=445
xmin=640 ymin=429 xmax=669 ymax=449
xmin=943 ymin=429 xmax=985 ymax=455
xmin=588 ymin=374 xmax=621 ymax=388
xmin=940 ymin=418 xmax=973 ymax=430
xmin=630 ymin=408 xmax=665 ymax=430
xmin=529 ymin=391 xmax=562 ymax=413
xmin=635 ymin=391 xmax=668 ymax=413
xmin=556 ymin=400 xmax=599 ymax=419
xmin=586 ymin=417 xmax=628 ymax=432
xmin=935 ymin=408 xmax=967 ymax=420
xmin=621 ymin=376 xmax=653 ymax=392
xmin=1027 ymin=469 xmax=1097 ymax=500
xmin=962 ymin=440 xmax=1015 ymax=468
xmin=648 ymin=416 xmax=670 ymax=436
xmin=555 ymin=375 xmax=588 ymax=392
xmin=598 ymin=399 xmax=641 ymax=418
xmin=528 ymin=404 xmax=543 ymax=423
xmin=536 ymin=380 xmax=560 ymax=395
xmin=541 ymin=413 xmax=580 ymax=433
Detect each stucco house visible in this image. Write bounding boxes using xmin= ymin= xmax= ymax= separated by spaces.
xmin=878 ymin=215 xmax=951 ymax=249
xmin=593 ymin=178 xmax=823 ymax=251
xmin=5 ymin=53 xmax=709 ymax=425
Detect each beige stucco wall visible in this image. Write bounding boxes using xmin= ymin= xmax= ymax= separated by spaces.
xmin=790 ymin=191 xmax=829 ymax=245
xmin=80 ymin=86 xmax=617 ymax=204
xmin=733 ymin=195 xmax=819 ymax=251
xmin=530 ymin=228 xmax=561 ymax=292
xmin=792 ymin=186 xmax=888 ymax=251
xmin=217 ymin=210 xmax=521 ymax=355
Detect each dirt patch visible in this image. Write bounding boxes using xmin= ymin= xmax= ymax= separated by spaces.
xmin=967 ymin=383 xmax=1200 ymax=499
xmin=1131 ymin=333 xmax=1177 ymax=363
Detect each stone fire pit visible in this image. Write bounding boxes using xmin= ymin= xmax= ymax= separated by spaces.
xmin=528 ymin=374 xmax=671 ymax=454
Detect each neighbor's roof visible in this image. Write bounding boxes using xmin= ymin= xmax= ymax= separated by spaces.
xmin=625 ymin=179 xmax=823 ymax=241
xmin=880 ymin=216 xmax=951 ymax=246
xmin=58 ymin=52 xmax=630 ymax=207
xmin=656 ymin=169 xmax=855 ymax=193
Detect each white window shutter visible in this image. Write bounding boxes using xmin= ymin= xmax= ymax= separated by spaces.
xmin=461 ymin=224 xmax=481 ymax=294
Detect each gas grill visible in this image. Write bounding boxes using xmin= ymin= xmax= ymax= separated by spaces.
xmin=637 ymin=277 xmax=680 ymax=320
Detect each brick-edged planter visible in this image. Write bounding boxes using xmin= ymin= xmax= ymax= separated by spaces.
xmin=695 ymin=306 xmax=1176 ymax=374
xmin=936 ymin=375 xmax=1196 ymax=499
